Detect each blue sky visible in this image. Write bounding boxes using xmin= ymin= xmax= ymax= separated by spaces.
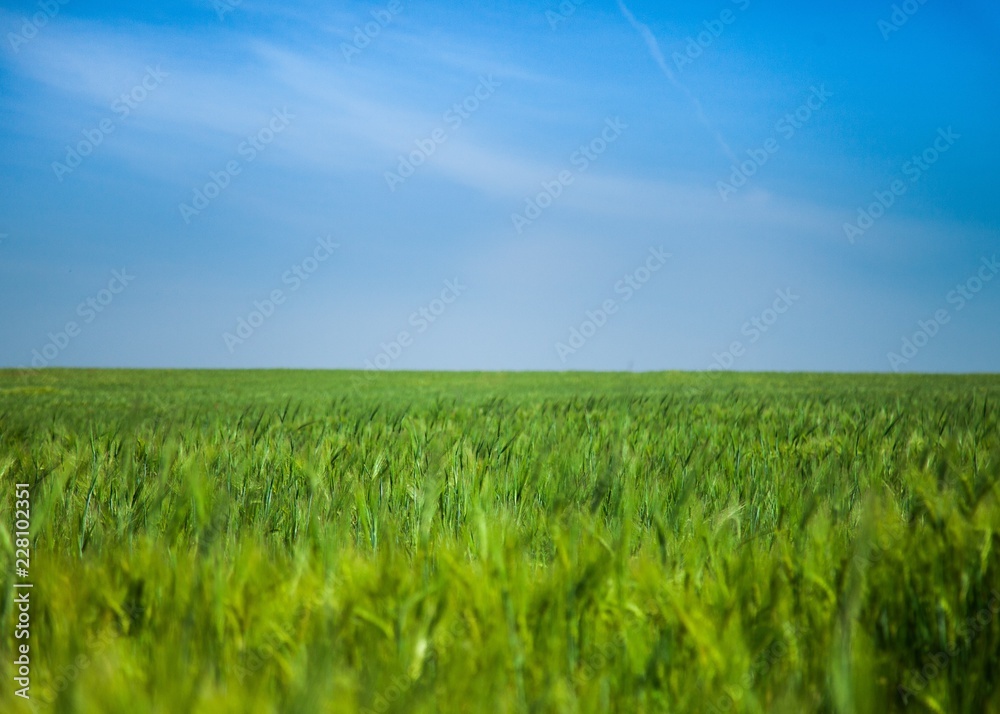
xmin=1 ymin=0 xmax=998 ymax=372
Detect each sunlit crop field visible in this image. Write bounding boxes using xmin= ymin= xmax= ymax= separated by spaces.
xmin=1 ymin=370 xmax=999 ymax=713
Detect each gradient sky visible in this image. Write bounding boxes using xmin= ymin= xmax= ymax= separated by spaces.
xmin=1 ymin=0 xmax=998 ymax=372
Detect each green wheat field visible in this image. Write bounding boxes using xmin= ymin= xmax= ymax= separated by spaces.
xmin=1 ymin=369 xmax=999 ymax=713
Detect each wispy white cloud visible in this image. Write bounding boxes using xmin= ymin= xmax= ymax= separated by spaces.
xmin=5 ymin=11 xmax=954 ymax=250
xmin=616 ymin=0 xmax=737 ymax=163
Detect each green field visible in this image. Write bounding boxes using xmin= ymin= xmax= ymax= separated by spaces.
xmin=1 ymin=369 xmax=999 ymax=713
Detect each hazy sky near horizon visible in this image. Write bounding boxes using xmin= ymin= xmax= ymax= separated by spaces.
xmin=1 ymin=0 xmax=998 ymax=372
